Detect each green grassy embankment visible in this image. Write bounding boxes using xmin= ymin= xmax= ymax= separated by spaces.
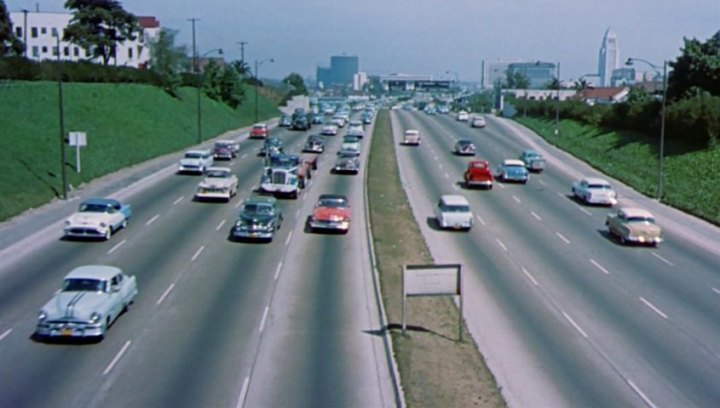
xmin=0 ymin=81 xmax=278 ymax=221
xmin=368 ymin=110 xmax=506 ymax=407
xmin=515 ymin=117 xmax=720 ymax=225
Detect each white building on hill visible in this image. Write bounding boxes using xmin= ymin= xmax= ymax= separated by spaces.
xmin=9 ymin=11 xmax=160 ymax=68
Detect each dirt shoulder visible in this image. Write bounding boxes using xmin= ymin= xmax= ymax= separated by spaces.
xmin=367 ymin=110 xmax=506 ymax=407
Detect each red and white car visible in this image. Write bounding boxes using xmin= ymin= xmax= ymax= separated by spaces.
xmin=308 ymin=194 xmax=351 ymax=233
xmin=250 ymin=123 xmax=269 ymax=139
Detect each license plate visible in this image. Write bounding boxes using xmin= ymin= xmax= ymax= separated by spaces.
xmin=61 ymin=327 xmax=73 ymax=336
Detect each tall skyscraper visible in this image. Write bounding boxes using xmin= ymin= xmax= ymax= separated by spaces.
xmin=598 ymin=28 xmax=620 ymax=87
xmin=316 ymin=55 xmax=359 ymax=88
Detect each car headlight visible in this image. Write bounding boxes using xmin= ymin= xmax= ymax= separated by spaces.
xmin=64 ymin=220 xmax=71 ymax=226
xmin=38 ymin=310 xmax=47 ymax=322
xmin=89 ymin=312 xmax=102 ymax=324
xmin=99 ymin=222 xmax=107 ymax=228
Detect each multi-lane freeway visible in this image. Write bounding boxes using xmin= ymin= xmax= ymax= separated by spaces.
xmin=2 ymin=105 xmax=720 ymax=408
xmin=0 ymin=118 xmax=397 ymax=407
xmin=393 ymin=109 xmax=720 ymax=407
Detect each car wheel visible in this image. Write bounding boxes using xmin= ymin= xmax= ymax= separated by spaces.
xmin=104 ymin=229 xmax=112 ymax=240
xmin=121 ymin=219 xmax=128 ymax=229
xmin=619 ymin=234 xmax=627 ymax=245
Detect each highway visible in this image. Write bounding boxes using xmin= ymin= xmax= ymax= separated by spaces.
xmin=0 ymin=118 xmax=397 ymax=407
xmin=392 ymin=109 xmax=720 ymax=407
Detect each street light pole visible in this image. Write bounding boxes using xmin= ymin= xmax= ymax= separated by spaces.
xmin=254 ymin=58 xmax=274 ymax=123
xmin=55 ymin=34 xmax=68 ymax=200
xmin=626 ymin=57 xmax=668 ymax=200
xmin=196 ymin=48 xmax=223 ymax=145
xmin=554 ymin=61 xmax=560 ymax=136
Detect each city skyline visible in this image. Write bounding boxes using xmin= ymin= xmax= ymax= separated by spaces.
xmin=5 ymin=0 xmax=719 ymax=82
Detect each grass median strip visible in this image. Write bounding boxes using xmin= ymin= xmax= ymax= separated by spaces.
xmin=367 ymin=110 xmax=505 ymax=407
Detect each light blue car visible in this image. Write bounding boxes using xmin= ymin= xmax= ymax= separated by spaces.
xmin=497 ymin=159 xmax=529 ymax=184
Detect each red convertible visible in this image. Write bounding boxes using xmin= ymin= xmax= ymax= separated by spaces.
xmin=308 ymin=194 xmax=351 ymax=233
xmin=464 ymin=160 xmax=494 ymax=189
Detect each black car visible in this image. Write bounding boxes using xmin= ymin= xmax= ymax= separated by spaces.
xmin=303 ymin=134 xmax=325 ymax=153
xmin=279 ymin=115 xmax=292 ymax=127
xmin=230 ymin=196 xmax=283 ymax=242
xmin=292 ymin=116 xmax=311 ymax=131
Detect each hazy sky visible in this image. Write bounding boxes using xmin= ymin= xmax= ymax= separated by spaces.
xmin=7 ymin=0 xmax=720 ymax=82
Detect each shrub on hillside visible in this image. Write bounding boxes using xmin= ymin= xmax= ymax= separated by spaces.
xmin=665 ymin=92 xmax=720 ymax=148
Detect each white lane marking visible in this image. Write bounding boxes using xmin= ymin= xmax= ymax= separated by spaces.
xmin=156 ymin=283 xmax=175 ymax=306
xmin=259 ymin=306 xmax=269 ymax=333
xmin=476 ymin=215 xmax=486 ymax=226
xmin=438 ymin=163 xmax=443 ymax=170
xmin=0 ymin=329 xmax=11 ymax=341
xmin=444 ymin=172 xmax=450 ymax=179
xmin=216 ymin=219 xmax=226 ymax=231
xmin=512 ymin=195 xmax=521 ymax=204
xmin=285 ymin=231 xmax=293 ymax=246
xmin=578 ymin=206 xmax=592 ymax=216
xmin=191 ymin=246 xmax=205 ymax=261
xmin=145 ymin=214 xmax=159 ymax=226
xmin=531 ymin=211 xmax=542 ymax=221
xmin=521 ymin=267 xmax=539 ymax=286
xmin=236 ymin=376 xmax=250 ymax=408
xmin=452 ymin=183 xmax=459 ymax=191
xmin=274 ymin=262 xmax=283 ymax=281
xmin=590 ymin=259 xmax=610 ymax=275
xmin=651 ymin=252 xmax=674 ymax=266
xmin=627 ymin=379 xmax=659 ymax=408
xmin=712 ymin=287 xmax=720 ymax=295
xmin=107 ymin=239 xmax=126 ymax=255
xmin=562 ymin=311 xmax=588 ymax=338
xmin=556 ymin=192 xmax=565 ymax=198
xmin=496 ymin=239 xmax=508 ymax=252
xmin=497 ymin=183 xmax=506 ymax=190
xmin=640 ymin=297 xmax=668 ymax=319
xmin=538 ymin=179 xmax=546 ymax=186
xmin=173 ymin=196 xmax=184 ymax=205
xmin=235 ymin=200 xmax=243 ymax=209
xmin=295 ymin=209 xmax=301 ymax=219
xmin=103 ymin=340 xmax=132 ymax=376
xmin=240 ymin=153 xmax=248 ymax=159
xmin=556 ymin=232 xmax=570 ymax=244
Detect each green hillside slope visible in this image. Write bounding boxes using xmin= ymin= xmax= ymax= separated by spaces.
xmin=0 ymin=81 xmax=278 ymax=221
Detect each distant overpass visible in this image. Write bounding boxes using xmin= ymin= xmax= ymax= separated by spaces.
xmin=379 ymin=74 xmax=452 ymax=92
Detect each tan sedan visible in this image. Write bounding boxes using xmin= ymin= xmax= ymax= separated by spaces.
xmin=606 ymin=207 xmax=663 ymax=246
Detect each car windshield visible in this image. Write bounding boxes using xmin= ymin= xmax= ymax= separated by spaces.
xmin=318 ymin=198 xmax=348 ymax=208
xmin=185 ymin=152 xmax=202 ymax=159
xmin=444 ymin=204 xmax=470 ymax=213
xmin=626 ymin=216 xmax=655 ymax=224
xmin=215 ymin=143 xmax=231 ymax=149
xmin=588 ymin=184 xmax=611 ymax=189
xmin=244 ymin=204 xmax=273 ymax=215
xmin=63 ymin=278 xmax=107 ymax=293
xmin=79 ymin=203 xmax=109 ymax=212
xmin=206 ymin=170 xmax=230 ymax=178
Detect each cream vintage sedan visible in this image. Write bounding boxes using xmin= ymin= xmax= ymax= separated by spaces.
xmin=35 ymin=265 xmax=137 ymax=341
xmin=195 ymin=167 xmax=238 ymax=202
xmin=606 ymin=207 xmax=663 ymax=246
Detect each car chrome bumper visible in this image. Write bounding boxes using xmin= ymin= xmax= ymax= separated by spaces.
xmin=310 ymin=220 xmax=350 ymax=231
xmin=64 ymin=227 xmax=108 ymax=238
xmin=36 ymin=321 xmax=104 ymax=338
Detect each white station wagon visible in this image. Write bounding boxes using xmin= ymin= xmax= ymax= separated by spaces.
xmin=434 ymin=194 xmax=473 ymax=231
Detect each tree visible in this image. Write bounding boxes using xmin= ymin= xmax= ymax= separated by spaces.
xmin=282 ymin=72 xmax=307 ymax=96
xmin=63 ymin=0 xmax=141 ymax=65
xmin=202 ymin=61 xmax=245 ymax=109
xmin=148 ymin=28 xmax=187 ymax=96
xmin=0 ymin=0 xmax=23 ymax=56
xmin=506 ymin=70 xmax=529 ymax=89
xmin=231 ymin=59 xmax=250 ymax=78
xmin=668 ymin=30 xmax=720 ymax=101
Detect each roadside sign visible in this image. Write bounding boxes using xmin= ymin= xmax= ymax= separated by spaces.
xmin=68 ymin=131 xmax=87 ymax=172
xmin=402 ymin=263 xmax=463 ymax=341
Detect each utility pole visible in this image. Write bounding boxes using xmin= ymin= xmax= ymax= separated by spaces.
xmin=554 ymin=61 xmax=561 ymax=136
xmin=188 ymin=18 xmax=201 ymax=143
xmin=22 ymin=9 xmax=28 ymax=58
xmin=238 ymin=41 xmax=248 ymax=65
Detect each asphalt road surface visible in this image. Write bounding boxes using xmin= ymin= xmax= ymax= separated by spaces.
xmin=392 ymin=109 xmax=720 ymax=408
xmin=0 ymin=118 xmax=397 ymax=408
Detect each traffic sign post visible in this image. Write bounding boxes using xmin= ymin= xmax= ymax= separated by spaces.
xmin=68 ymin=131 xmax=87 ymax=173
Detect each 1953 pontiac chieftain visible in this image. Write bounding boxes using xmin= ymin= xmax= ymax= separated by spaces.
xmin=63 ymin=198 xmax=132 ymax=240
xmin=35 ymin=265 xmax=138 ymax=341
